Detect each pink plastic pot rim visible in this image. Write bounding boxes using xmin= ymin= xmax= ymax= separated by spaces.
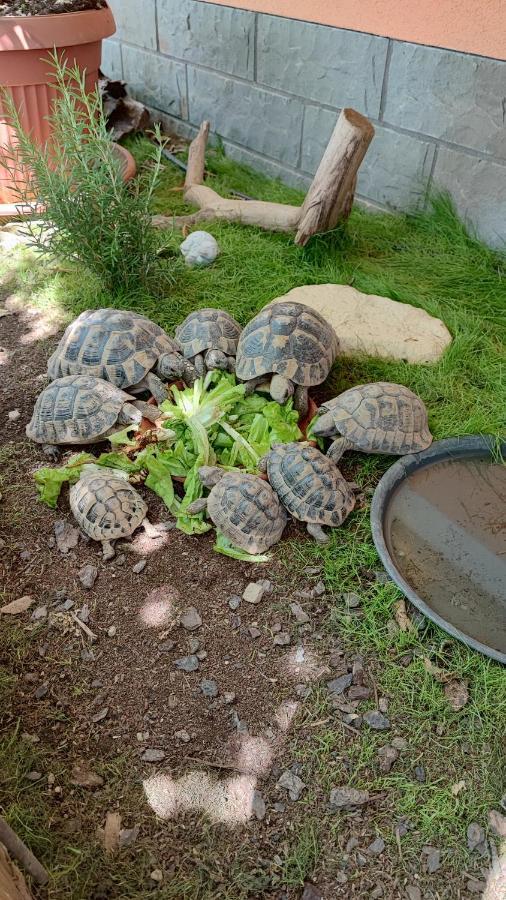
xmin=0 ymin=5 xmax=115 ymax=52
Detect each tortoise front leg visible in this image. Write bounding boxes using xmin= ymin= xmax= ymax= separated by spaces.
xmin=242 ymin=376 xmax=264 ymax=396
xmin=269 ymin=374 xmax=294 ymax=404
xmin=306 ymin=522 xmax=329 ymax=543
xmin=192 ymin=353 xmax=206 ymax=377
xmin=185 ymin=498 xmax=208 ymax=515
xmin=42 ymin=444 xmax=60 ymax=462
xmin=293 ymin=385 xmax=308 ymax=418
xmin=145 ymin=372 xmax=168 ymax=404
xmin=102 ymin=540 xmax=116 ymax=561
xmin=327 ymin=437 xmax=353 ymax=464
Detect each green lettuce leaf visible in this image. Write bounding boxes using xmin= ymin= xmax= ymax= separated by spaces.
xmin=214 ymin=529 xmax=270 ymax=563
xmin=33 ymin=452 xmax=95 ymax=507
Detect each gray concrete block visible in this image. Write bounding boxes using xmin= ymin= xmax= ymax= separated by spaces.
xmin=122 ymin=46 xmax=188 ymax=120
xmin=384 ymin=42 xmax=506 ymax=160
xmin=107 ymin=0 xmax=157 ymax=51
xmin=256 ymin=15 xmax=388 ymax=118
xmin=301 ymin=106 xmax=435 ymax=209
xmin=157 ymin=0 xmax=255 ymax=79
xmin=433 ymin=147 xmax=506 ymax=247
xmin=187 ymin=67 xmax=304 ymax=167
xmin=101 ymin=39 xmax=122 ymax=80
xmin=222 ymin=142 xmax=310 ymax=194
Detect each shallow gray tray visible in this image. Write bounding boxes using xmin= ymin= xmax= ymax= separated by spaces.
xmin=371 ymin=436 xmax=506 ymax=664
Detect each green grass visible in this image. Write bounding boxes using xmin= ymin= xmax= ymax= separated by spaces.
xmin=1 ymin=137 xmax=505 ymax=896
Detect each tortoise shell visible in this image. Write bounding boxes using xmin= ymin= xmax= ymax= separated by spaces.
xmin=320 ymin=382 xmax=432 ymax=455
xmin=267 ymin=442 xmax=355 ymax=527
xmin=207 ymin=471 xmax=287 ymax=554
xmin=47 ymin=308 xmax=180 ymax=388
xmin=235 ymin=302 xmax=339 ymax=386
xmin=70 ymin=470 xmax=147 ymax=542
xmin=26 ymin=375 xmax=132 ymax=445
xmin=175 ymin=308 xmax=241 ymax=358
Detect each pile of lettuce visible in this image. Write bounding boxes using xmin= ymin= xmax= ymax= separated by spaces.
xmin=34 ymin=372 xmax=302 ymax=547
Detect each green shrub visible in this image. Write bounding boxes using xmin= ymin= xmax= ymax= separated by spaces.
xmin=2 ymin=53 xmax=170 ymax=295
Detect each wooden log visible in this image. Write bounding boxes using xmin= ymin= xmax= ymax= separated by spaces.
xmin=294 ymin=108 xmax=374 ymax=246
xmin=184 ymin=120 xmax=209 ymax=188
xmin=0 ymin=820 xmax=48 ymax=887
xmin=0 ymin=844 xmax=34 ymax=900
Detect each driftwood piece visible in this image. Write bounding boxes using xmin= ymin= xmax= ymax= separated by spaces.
xmin=153 ymin=109 xmax=374 ymax=244
xmin=0 ymin=819 xmax=48 ymax=887
xmin=0 ymin=844 xmax=34 ymax=900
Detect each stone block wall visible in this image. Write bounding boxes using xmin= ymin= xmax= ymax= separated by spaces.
xmin=103 ymin=0 xmax=506 ymax=247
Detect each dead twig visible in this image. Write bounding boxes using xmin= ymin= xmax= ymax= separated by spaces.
xmin=71 ymin=613 xmax=97 ymax=643
xmin=0 ymin=816 xmax=49 ymax=885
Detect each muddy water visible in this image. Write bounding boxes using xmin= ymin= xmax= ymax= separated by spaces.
xmin=385 ymin=457 xmax=506 ymax=655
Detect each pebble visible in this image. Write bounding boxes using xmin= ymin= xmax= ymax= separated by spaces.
xmin=175 ymin=655 xmax=199 ymax=672
xmin=273 ymin=802 xmax=285 ymax=813
xmin=132 ymin=559 xmax=147 ymax=574
xmin=150 ymin=869 xmax=163 ymax=882
xmin=289 ymin=602 xmax=310 ymax=624
xmin=243 ymin=582 xmax=266 ymax=605
xmin=367 ymin=837 xmax=385 ymax=856
xmin=386 ymin=619 xmax=399 ymax=638
xmin=406 ymin=886 xmax=422 ymax=900
xmin=422 ymin=845 xmax=441 ymax=873
xmin=370 ymin=886 xmax=384 ymax=899
xmin=303 ymin=566 xmax=322 ymax=576
xmin=342 ymin=592 xmax=361 ymax=608
xmin=78 ymin=564 xmax=98 ymax=590
xmin=414 ymin=766 xmax=426 ymax=783
xmin=188 ymin=637 xmax=200 ymax=653
xmin=378 ymin=697 xmax=389 ymax=713
xmin=114 ymin=554 xmax=126 ymax=566
xmin=377 ymin=745 xmax=399 ymax=774
xmin=180 ymin=607 xmax=202 ymax=631
xmin=272 ymin=623 xmax=282 ymax=633
xmin=119 ymin=825 xmax=139 ymax=849
xmin=200 ymin=679 xmax=218 ymax=699
xmin=34 ymin=683 xmax=48 ymax=699
xmin=273 ymin=632 xmax=290 ymax=646
xmin=231 ymin=711 xmax=248 ymax=733
xmin=26 ymin=771 xmax=42 ymax=781
xmin=58 ymin=599 xmax=74 ymax=612
xmin=329 ymin=787 xmax=369 ymax=811
xmin=352 ymin=657 xmax=364 ymax=684
xmin=8 ymin=409 xmax=20 ymax=421
xmin=77 ymin=604 xmax=90 ymax=624
xmin=167 ymin=694 xmax=178 ymax=709
xmin=228 ymin=595 xmax=241 ymax=610
xmin=141 ymin=749 xmax=166 ymax=762
xmin=252 ymin=790 xmax=266 ymax=821
xmin=91 ymin=708 xmax=108 ymax=723
xmin=31 ymin=605 xmax=47 ymax=621
xmin=196 ymin=649 xmax=207 ymax=660
xmin=277 ymin=770 xmax=306 ymax=801
xmin=54 ymin=520 xmax=79 ymax=554
xmin=158 ymin=641 xmax=176 ymax=653
xmin=334 ymin=872 xmax=348 ymax=885
xmin=374 ymin=570 xmax=391 ymax=584
xmin=248 ymin=625 xmax=261 ymax=639
xmin=327 ymin=673 xmax=353 ymax=695
xmin=107 ymin=626 xmax=116 ymax=637
xmin=363 ymin=710 xmax=390 ymax=730
xmin=301 ymin=884 xmax=323 ymax=900
xmin=391 ymin=736 xmax=409 ymax=751
xmin=223 ymin=692 xmax=236 ymax=704
xmin=347 ymin=685 xmax=371 ymax=701
xmin=467 ymin=822 xmax=487 ymax=853
xmin=175 ymin=730 xmax=191 ymax=743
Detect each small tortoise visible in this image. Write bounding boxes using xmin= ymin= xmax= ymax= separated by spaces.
xmin=47 ymin=308 xmax=196 ymax=403
xmin=261 ymin=442 xmax=355 ymax=543
xmin=70 ymin=467 xmax=148 ymax=560
xmin=175 ymin=308 xmax=242 ymax=375
xmin=26 ymin=375 xmax=160 ymax=454
xmin=312 ymin=382 xmax=432 ymax=462
xmin=187 ymin=467 xmax=287 ymax=555
xmin=235 ymin=302 xmax=339 ymax=418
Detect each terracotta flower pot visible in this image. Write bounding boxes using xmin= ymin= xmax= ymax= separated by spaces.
xmin=0 ymin=3 xmax=133 ymax=216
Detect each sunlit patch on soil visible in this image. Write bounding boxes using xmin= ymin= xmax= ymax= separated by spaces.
xmin=143 ymin=771 xmax=256 ymax=824
xmin=281 ymin=644 xmax=326 ymax=682
xmin=275 ymin=699 xmax=299 ymax=733
xmin=130 ymin=530 xmax=171 ymax=555
xmin=138 ymin=584 xmax=179 ymax=628
xmin=234 ymin=734 xmax=273 ymax=776
xmin=0 ymin=347 xmax=11 ymax=366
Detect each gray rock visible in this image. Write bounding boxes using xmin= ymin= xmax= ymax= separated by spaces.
xmin=180 ymin=607 xmax=202 ymax=631
xmin=196 ymin=649 xmax=207 ymax=660
xmin=252 ymin=790 xmax=266 ymax=821
xmin=392 ymin=736 xmax=409 ymax=751
xmin=277 ymin=769 xmax=305 ymax=801
xmin=91 ymin=708 xmax=108 ymax=724
xmin=273 ymin=632 xmax=290 ymax=646
xmin=378 ymin=697 xmax=389 ymax=713
xmin=301 ymin=884 xmax=322 ymax=900
xmin=406 ymin=887 xmax=422 ymax=900
xmin=377 ymin=745 xmax=399 ymax=774
xmin=414 ymin=766 xmax=426 ymax=783
xmin=370 ymin=885 xmax=384 ymax=898
xmin=342 ymin=592 xmax=361 ymax=609
xmin=248 ymin=625 xmax=261 ymax=639
xmin=107 ymin=625 xmax=117 ymax=637
xmin=175 ymin=730 xmax=191 ymax=743
xmin=467 ymin=822 xmax=487 ymax=854
xmin=312 ymin=580 xmax=325 ymax=598
xmin=31 ymin=605 xmax=47 ymax=621
xmin=347 ymin=685 xmax=371 ymax=701
xmin=35 ymin=683 xmax=48 ymax=699
xmin=327 ymin=673 xmax=353 ymax=695
xmin=329 ymin=786 xmax=369 ymax=811
xmin=242 ymin=582 xmax=267 ymax=604
xmin=175 ymin=655 xmax=199 ymax=672
xmin=8 ymin=408 xmax=20 ymax=421
xmin=57 ymin=598 xmax=74 ymax=611
xmin=180 ymin=231 xmax=219 ymax=268
xmin=223 ymin=692 xmax=236 ymax=704
xmin=78 ymin=564 xmax=98 ymax=590
xmin=367 ymin=837 xmax=385 ymax=856
xmin=54 ymin=520 xmax=79 ymax=554
xmin=200 ymin=679 xmax=218 ymax=699
xmin=119 ymin=825 xmax=140 ymax=848
xmin=228 ymin=595 xmax=241 ymax=610
xmin=374 ymin=570 xmax=391 ymax=584
xmin=466 ymin=879 xmax=487 ymax=895
xmin=188 ymin=637 xmax=200 ymax=653
xmin=363 ymin=710 xmax=390 ymax=730
xmin=158 ymin=640 xmax=176 ymax=653
xmin=132 ymin=559 xmax=147 ymax=574
xmin=141 ymin=748 xmax=166 ymax=762
xmin=231 ymin=711 xmax=248 ymax=733
xmin=273 ymin=801 xmax=285 ymax=813
xmin=290 ymin=602 xmax=310 ymax=624
xmin=77 ymin=604 xmax=90 ymax=624
xmin=422 ymin=845 xmax=441 ymax=874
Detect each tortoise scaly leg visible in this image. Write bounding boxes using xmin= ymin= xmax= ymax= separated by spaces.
xmin=186 ymin=498 xmax=208 ymax=516
xmin=293 ymin=385 xmax=308 ymax=417
xmin=327 ymin=437 xmax=353 ymax=464
xmin=42 ymin=444 xmax=60 ymax=462
xmin=306 ymin=522 xmax=329 ymax=544
xmin=226 ymin=356 xmax=236 ymax=373
xmin=192 ymin=353 xmax=206 ymax=377
xmin=242 ymin=376 xmax=264 ymax=396
xmin=102 ymin=540 xmax=115 ymax=561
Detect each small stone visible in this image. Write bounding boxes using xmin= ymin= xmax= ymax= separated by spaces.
xmin=252 ymin=790 xmax=266 ymax=821
xmin=58 ymin=599 xmax=74 ymax=611
xmin=378 ymin=697 xmax=389 ymax=713
xmin=231 ymin=711 xmax=248 ymax=733
xmin=141 ymin=749 xmax=166 ymax=762
xmin=119 ymin=825 xmax=140 ymax=849
xmin=356 ymin=851 xmax=368 ymax=867
xmin=346 ymin=837 xmax=358 ymax=852
xmin=115 ymin=555 xmax=126 ymax=566
xmin=150 ymin=869 xmax=163 ymax=883
xmin=329 ymin=786 xmax=369 ymax=810
xmin=34 ymin=683 xmax=48 ymax=699
xmin=175 ymin=730 xmax=191 ymax=743
xmin=175 ymin=655 xmax=199 ymax=672
xmin=327 ymin=673 xmax=353 ymax=695
xmin=370 ymin=886 xmax=384 ymax=899
xmin=91 ymin=708 xmax=108 ymax=724
xmin=31 ymin=605 xmax=47 ymax=621
xmin=303 ymin=566 xmax=322 ymax=576
xmin=295 ymin=683 xmax=310 ymax=698
xmin=158 ymin=641 xmax=176 ymax=653
xmin=196 ymin=649 xmax=207 ymax=660
xmin=342 ymin=592 xmax=361 ymax=608
xmin=414 ymin=766 xmax=426 ymax=783
xmin=168 ymin=694 xmax=178 ymax=709
xmin=188 ymin=637 xmax=200 ymax=653
xmin=137 ymin=732 xmax=149 ymax=742
xmin=363 ymin=710 xmax=390 ymax=730
xmin=399 ymin=652 xmax=414 ymax=667
xmin=78 ymin=564 xmax=98 ymax=590
xmin=77 ymin=604 xmax=90 ymax=624
xmin=467 ymin=822 xmax=486 ymax=853
xmin=334 ymin=872 xmax=348 ymax=885
xmin=132 ymin=559 xmax=146 ymax=574
xmin=290 ymin=602 xmax=310 ymax=624
xmin=180 ymin=607 xmax=202 ymax=631
xmin=272 ymin=622 xmax=282 ymax=633
xmin=107 ymin=626 xmax=116 ymax=637
xmin=228 ymin=595 xmax=241 ymax=610
xmin=273 ymin=802 xmax=285 ymax=813
xmin=347 ymin=685 xmax=371 ymax=701
xmin=200 ymin=679 xmax=218 ymax=699
xmin=222 ymin=692 xmax=236 ymax=705
xmin=377 ymin=745 xmax=399 ymax=774
xmin=391 ymin=736 xmax=408 ymax=750
xmin=54 ymin=520 xmax=79 ymax=554
xmin=406 ymin=886 xmax=422 ymax=900
xmin=374 ymin=570 xmax=391 ymax=584
xmin=273 ymin=632 xmax=290 ymax=646
xmin=489 ymin=809 xmax=506 ymax=838
xmin=386 ymin=619 xmax=399 ymax=638
xmin=277 ymin=770 xmax=306 ymax=801
xmin=422 ymin=845 xmax=441 ymax=873
xmin=352 ymin=657 xmax=364 ymax=684
xmin=242 ymin=582 xmax=265 ymax=605
xmin=301 ymin=884 xmax=323 ymax=900
xmin=26 ymin=771 xmax=42 ymax=781
xmin=70 ymin=760 xmax=104 ymax=788
xmin=367 ymin=837 xmax=385 ymax=856
xmin=81 ymin=648 xmax=94 ymax=661
xmin=8 ymin=409 xmax=20 ymax=421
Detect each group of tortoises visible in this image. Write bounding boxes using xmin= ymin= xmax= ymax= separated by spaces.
xmin=26 ymin=301 xmax=432 ymax=559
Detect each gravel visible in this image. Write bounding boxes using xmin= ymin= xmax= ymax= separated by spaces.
xmin=414 ymin=766 xmax=426 ymax=783
xmin=228 ymin=595 xmax=241 ymax=610
xmin=329 ymin=786 xmax=369 ymax=811
xmin=363 ymin=710 xmax=390 ymax=730
xmin=54 ymin=520 xmax=79 ymax=554
xmin=277 ymin=770 xmax=306 ymax=801
xmin=141 ymin=748 xmax=166 ymax=762
xmin=243 ymin=581 xmax=269 ymax=604
xmin=467 ymin=822 xmax=487 ymax=853
xmin=327 ymin=673 xmax=353 ymax=695
xmin=78 ymin=564 xmax=98 ymax=589
xmin=252 ymin=790 xmax=266 ymax=821
xmin=200 ymin=679 xmax=218 ymax=699
xmin=273 ymin=632 xmax=290 ymax=646
xmin=175 ymin=655 xmax=199 ymax=672
xmin=180 ymin=607 xmax=202 ymax=631
xmin=367 ymin=837 xmax=385 ymax=856
xmin=342 ymin=591 xmax=361 ymax=608
xmin=422 ymin=845 xmax=441 ymax=873
xmin=290 ymin=602 xmax=310 ymax=624
xmin=132 ymin=559 xmax=147 ymax=574
xmin=31 ymin=605 xmax=47 ymax=621
xmin=377 ymin=745 xmax=399 ymax=774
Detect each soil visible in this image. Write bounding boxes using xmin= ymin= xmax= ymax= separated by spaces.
xmin=0 ymin=291 xmax=486 ymax=899
xmin=0 ymin=0 xmax=106 ymax=17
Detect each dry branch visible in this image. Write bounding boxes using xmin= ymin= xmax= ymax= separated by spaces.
xmin=153 ymin=109 xmax=374 ymax=244
xmin=0 ymin=819 xmax=48 ymax=887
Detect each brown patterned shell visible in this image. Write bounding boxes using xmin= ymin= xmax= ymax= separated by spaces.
xmin=70 ymin=470 xmax=147 ymax=542
xmin=207 ymin=472 xmax=287 ymax=554
xmin=26 ymin=375 xmax=132 ymax=445
xmin=266 ymin=443 xmax=355 ymax=527
xmin=319 ymin=382 xmax=432 ymax=454
xmin=175 ymin=308 xmax=242 ymax=358
xmin=47 ymin=308 xmax=181 ymax=389
xmin=235 ymin=302 xmax=339 ymax=386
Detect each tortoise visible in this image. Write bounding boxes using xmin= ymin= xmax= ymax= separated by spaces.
xmin=187 ymin=467 xmax=287 ymax=555
xmin=260 ymin=442 xmax=355 ymax=543
xmin=26 ymin=374 xmax=160 ymax=455
xmin=235 ymin=302 xmax=339 ymax=417
xmin=47 ymin=308 xmax=196 ymax=404
xmin=70 ymin=466 xmax=148 ymax=560
xmin=311 ymin=382 xmax=433 ymax=462
xmin=175 ymin=308 xmax=242 ymax=376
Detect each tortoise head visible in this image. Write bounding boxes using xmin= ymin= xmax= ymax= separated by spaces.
xmin=311 ymin=410 xmax=338 ymax=438
xmin=198 ymin=465 xmax=225 ymax=488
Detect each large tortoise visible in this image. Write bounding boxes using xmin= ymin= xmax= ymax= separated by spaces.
xmin=175 ymin=308 xmax=242 ymax=375
xmin=261 ymin=442 xmax=355 ymax=543
xmin=187 ymin=467 xmax=287 ymax=555
xmin=235 ymin=302 xmax=339 ymax=417
xmin=70 ymin=467 xmax=148 ymax=560
xmin=311 ymin=382 xmax=432 ymax=462
xmin=26 ymin=374 xmax=159 ymax=453
xmin=47 ymin=309 xmax=196 ymax=403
